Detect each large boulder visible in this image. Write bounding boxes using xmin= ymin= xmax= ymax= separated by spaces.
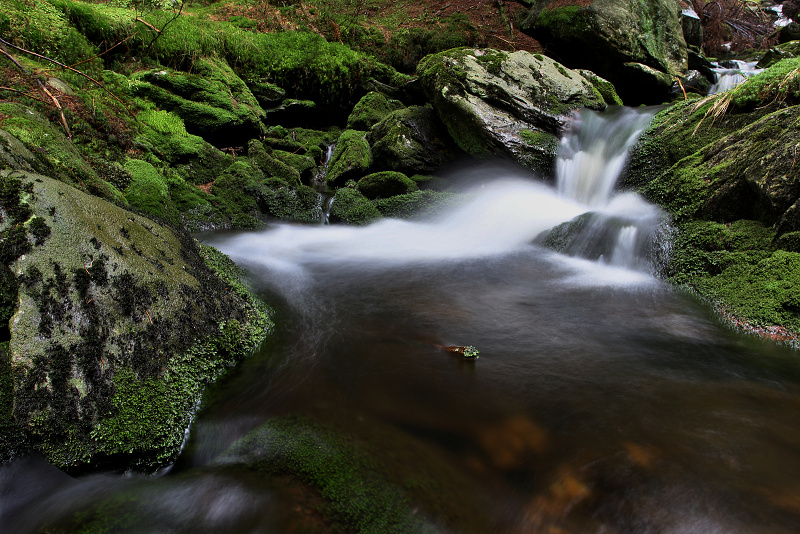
xmin=522 ymin=0 xmax=688 ymax=104
xmin=1 ymin=171 xmax=271 ymax=470
xmin=416 ymin=48 xmax=609 ymax=177
xmin=132 ymin=57 xmax=267 ymax=147
xmin=368 ymin=106 xmax=462 ymax=175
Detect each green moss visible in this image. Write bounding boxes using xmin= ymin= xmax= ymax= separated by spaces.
xmin=216 ymin=416 xmax=438 ymax=534
xmin=357 ymin=171 xmax=417 ymax=199
xmin=247 ymin=140 xmax=301 ymax=187
xmin=730 ymin=58 xmax=800 ymax=109
xmin=326 ymin=130 xmax=372 ymax=186
xmin=123 ymin=158 xmax=178 ymax=224
xmin=131 ymin=57 xmax=267 ymax=144
xmin=136 ymin=109 xmax=233 ymax=185
xmin=347 ymin=91 xmax=405 ymax=130
xmin=777 ymin=231 xmax=800 ymax=252
xmin=328 ymin=187 xmax=381 ymax=225
xmin=372 ymin=190 xmax=460 ymax=219
xmin=260 ymin=184 xmax=323 ymax=223
xmin=578 ymin=70 xmax=624 ymax=106
xmin=210 ymin=159 xmax=265 ymax=228
xmin=534 ymin=6 xmax=589 ymax=34
xmin=0 ymin=103 xmax=124 ymax=205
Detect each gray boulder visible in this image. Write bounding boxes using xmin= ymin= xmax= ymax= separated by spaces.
xmin=416 ymin=48 xmax=609 ymax=177
xmin=522 ymin=0 xmax=688 ymax=104
xmin=1 ymin=171 xmax=271 ymax=470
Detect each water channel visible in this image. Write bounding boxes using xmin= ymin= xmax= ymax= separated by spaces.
xmin=2 ymin=108 xmax=800 ymax=533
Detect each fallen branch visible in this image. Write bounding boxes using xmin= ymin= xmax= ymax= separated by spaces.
xmin=0 ymin=37 xmax=137 ymax=120
xmin=0 ymin=46 xmax=71 ymax=137
xmin=0 ymin=86 xmax=47 ymax=103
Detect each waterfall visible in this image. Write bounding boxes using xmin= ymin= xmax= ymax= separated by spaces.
xmin=546 ymin=107 xmax=667 ymax=273
xmin=708 ymin=60 xmax=761 ymax=94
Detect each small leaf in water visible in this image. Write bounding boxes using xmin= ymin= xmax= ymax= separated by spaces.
xmin=462 ymin=346 xmax=479 ymax=359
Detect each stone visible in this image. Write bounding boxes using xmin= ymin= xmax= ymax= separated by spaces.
xmin=522 ymin=0 xmax=688 ymax=104
xmin=132 ymin=57 xmax=267 ymax=147
xmin=369 ymin=106 xmax=461 ymax=175
xmin=1 ymin=171 xmax=271 ymax=470
xmin=326 ymin=130 xmax=373 ymax=185
xmin=357 ymin=171 xmax=418 ymax=199
xmin=417 ymin=48 xmax=607 ymax=176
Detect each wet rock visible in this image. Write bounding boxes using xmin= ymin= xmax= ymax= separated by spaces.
xmin=417 ymin=48 xmax=607 ymax=177
xmin=346 ymin=91 xmax=404 ymax=130
xmin=1 ymin=171 xmax=272 ymax=470
xmin=522 ymin=0 xmax=688 ymax=104
xmin=368 ymin=106 xmax=461 ymax=175
xmin=326 ymin=130 xmax=372 ymax=186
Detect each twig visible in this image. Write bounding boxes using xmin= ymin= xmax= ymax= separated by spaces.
xmin=0 ymin=46 xmax=71 ymax=136
xmin=676 ymin=77 xmax=688 ymax=100
xmin=134 ymin=17 xmax=162 ymax=34
xmin=145 ymin=309 xmax=153 ymax=324
xmin=63 ymin=33 xmax=138 ymax=71
xmin=0 ymin=37 xmax=137 ymax=120
xmin=0 ymin=86 xmax=47 ymax=103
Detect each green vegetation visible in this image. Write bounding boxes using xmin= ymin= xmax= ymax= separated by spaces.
xmin=328 ymin=186 xmax=381 ymax=225
xmin=357 ymin=171 xmax=417 ymax=199
xmin=217 ymin=416 xmax=439 ymax=534
xmin=326 ymin=129 xmax=373 ymax=185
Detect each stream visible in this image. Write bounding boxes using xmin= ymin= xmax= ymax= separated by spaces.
xmin=3 ymin=108 xmax=800 ymax=533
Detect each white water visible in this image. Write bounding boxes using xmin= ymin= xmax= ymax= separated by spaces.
xmin=216 ymin=107 xmax=661 ymax=283
xmin=709 ymin=60 xmax=762 ymax=94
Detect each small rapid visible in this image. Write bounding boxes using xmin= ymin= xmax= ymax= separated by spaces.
xmin=5 ymin=107 xmax=800 ymax=534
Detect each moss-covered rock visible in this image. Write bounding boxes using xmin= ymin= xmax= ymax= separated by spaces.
xmin=0 ymin=104 xmax=124 ymax=205
xmin=522 ymin=0 xmax=688 ymax=104
xmin=135 ymin=109 xmax=233 ymax=186
xmin=357 ymin=171 xmax=418 ymax=199
xmin=372 ymin=190 xmax=462 ymax=220
xmin=131 ymin=57 xmax=266 ymax=147
xmin=346 ymin=91 xmax=405 ymax=130
xmin=210 ymin=159 xmax=266 ymax=229
xmin=247 ymin=140 xmax=301 ymax=187
xmin=328 ymin=187 xmax=381 ymax=225
xmin=326 ymin=130 xmax=373 ymax=186
xmin=417 ymin=48 xmax=606 ymax=176
xmin=2 ymin=171 xmax=272 ymax=470
xmin=369 ymin=106 xmax=462 ymax=175
xmin=576 ymin=69 xmax=624 ymax=106
xmin=260 ymin=183 xmax=323 ymax=223
xmin=123 ymin=158 xmax=179 ymax=224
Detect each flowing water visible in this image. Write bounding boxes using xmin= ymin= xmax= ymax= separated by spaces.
xmin=3 ymin=108 xmax=800 ymax=533
xmin=709 ymin=60 xmax=762 ymax=94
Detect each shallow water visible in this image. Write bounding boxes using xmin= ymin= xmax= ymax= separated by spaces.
xmin=3 ymin=110 xmax=800 ymax=533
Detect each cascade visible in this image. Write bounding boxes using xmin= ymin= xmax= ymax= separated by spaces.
xmin=709 ymin=60 xmax=761 ymax=94
xmin=547 ymin=106 xmax=667 ymax=272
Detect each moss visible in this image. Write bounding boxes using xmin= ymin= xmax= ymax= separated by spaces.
xmin=357 ymin=171 xmax=418 ymax=200
xmin=534 ymin=6 xmax=590 ymax=35
xmin=260 ymin=184 xmax=323 ymax=223
xmin=131 ymin=58 xmax=267 ymax=145
xmin=328 ymin=187 xmax=381 ymax=225
xmin=210 ymin=159 xmax=266 ymax=228
xmin=123 ymin=158 xmax=179 ymax=224
xmin=730 ymin=58 xmax=800 ymax=109
xmin=347 ymin=91 xmax=405 ymax=131
xmin=372 ymin=190 xmax=461 ymax=219
xmin=578 ymin=70 xmax=624 ymax=106
xmin=134 ymin=109 xmax=233 ymax=186
xmin=777 ymin=231 xmax=800 ymax=252
xmin=0 ymin=103 xmax=124 ymax=205
xmin=246 ymin=140 xmax=301 ymax=187
xmin=326 ymin=130 xmax=372 ymax=186
xmin=216 ymin=416 xmax=439 ymax=534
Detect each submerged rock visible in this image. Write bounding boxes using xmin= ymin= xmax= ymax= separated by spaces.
xmin=1 ymin=171 xmax=272 ymax=470
xmin=416 ymin=48 xmax=608 ymax=177
xmin=522 ymin=0 xmax=688 ymax=104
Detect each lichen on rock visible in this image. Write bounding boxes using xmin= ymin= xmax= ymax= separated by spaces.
xmin=2 ymin=171 xmax=272 ymax=470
